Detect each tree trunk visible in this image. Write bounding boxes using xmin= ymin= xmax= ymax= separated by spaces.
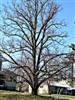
xmin=32 ymin=88 xmax=38 ymax=95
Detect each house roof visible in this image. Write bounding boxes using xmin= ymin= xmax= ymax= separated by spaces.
xmin=50 ymin=80 xmax=70 ymax=88
xmin=67 ymin=87 xmax=75 ymax=90
xmin=0 ymin=69 xmax=16 ymax=80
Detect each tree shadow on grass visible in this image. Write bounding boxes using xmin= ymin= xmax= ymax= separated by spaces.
xmin=39 ymin=95 xmax=70 ymax=100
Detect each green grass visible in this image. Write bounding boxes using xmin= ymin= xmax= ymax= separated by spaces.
xmin=0 ymin=90 xmax=52 ymax=100
xmin=0 ymin=90 xmax=75 ymax=100
xmin=50 ymin=94 xmax=75 ymax=100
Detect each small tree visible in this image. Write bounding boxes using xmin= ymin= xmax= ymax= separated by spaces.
xmin=0 ymin=0 xmax=67 ymax=95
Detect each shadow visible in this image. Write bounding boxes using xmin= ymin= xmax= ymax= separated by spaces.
xmin=38 ymin=95 xmax=70 ymax=100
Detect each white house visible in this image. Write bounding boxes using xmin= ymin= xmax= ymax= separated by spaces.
xmin=29 ymin=83 xmax=48 ymax=94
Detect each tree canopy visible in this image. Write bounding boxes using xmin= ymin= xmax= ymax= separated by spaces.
xmin=0 ymin=0 xmax=67 ymax=95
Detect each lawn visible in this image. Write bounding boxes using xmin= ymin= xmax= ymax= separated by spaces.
xmin=0 ymin=90 xmax=75 ymax=100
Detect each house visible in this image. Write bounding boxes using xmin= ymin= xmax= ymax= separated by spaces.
xmin=38 ymin=84 xmax=48 ymax=94
xmin=29 ymin=83 xmax=48 ymax=94
xmin=0 ymin=69 xmax=16 ymax=90
xmin=67 ymin=87 xmax=75 ymax=95
xmin=0 ymin=53 xmax=16 ymax=90
xmin=49 ymin=80 xmax=70 ymax=94
xmin=16 ymin=81 xmax=29 ymax=92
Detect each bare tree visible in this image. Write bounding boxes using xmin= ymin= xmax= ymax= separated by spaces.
xmin=0 ymin=0 xmax=67 ymax=95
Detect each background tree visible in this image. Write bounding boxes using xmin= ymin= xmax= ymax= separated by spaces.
xmin=0 ymin=0 xmax=67 ymax=95
xmin=69 ymin=43 xmax=75 ymax=50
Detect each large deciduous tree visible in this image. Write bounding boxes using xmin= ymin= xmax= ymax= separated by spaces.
xmin=0 ymin=0 xmax=67 ymax=95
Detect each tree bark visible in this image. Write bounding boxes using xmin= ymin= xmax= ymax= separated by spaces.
xmin=32 ymin=88 xmax=38 ymax=95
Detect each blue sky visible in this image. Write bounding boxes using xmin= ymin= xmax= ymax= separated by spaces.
xmin=0 ymin=0 xmax=75 ymax=51
xmin=56 ymin=0 xmax=75 ymax=45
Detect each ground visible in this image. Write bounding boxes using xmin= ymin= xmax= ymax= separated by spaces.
xmin=0 ymin=90 xmax=75 ymax=100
